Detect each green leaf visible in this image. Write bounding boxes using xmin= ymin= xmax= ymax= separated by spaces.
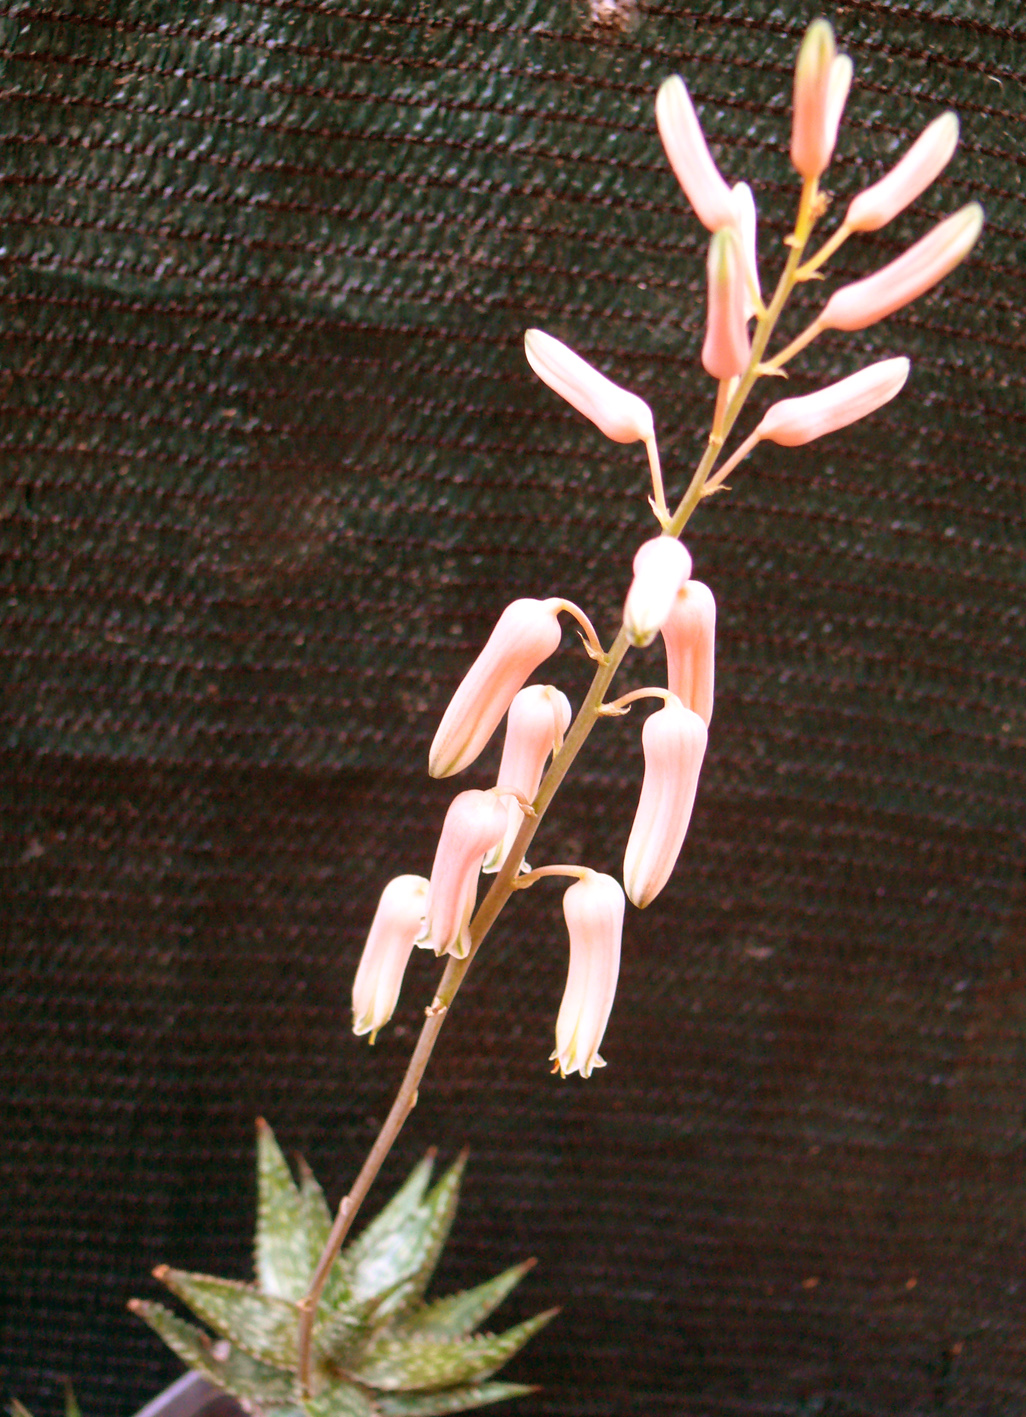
xmin=348 ymin=1309 xmax=557 ymax=1392
xmin=302 ymin=1380 xmax=378 ymax=1417
xmin=128 ymin=1300 xmax=297 ymax=1406
xmin=396 ymin=1262 xmax=535 ymax=1342
xmin=299 ymin=1157 xmax=351 ymax=1316
xmin=155 ymin=1267 xmax=299 ymax=1371
xmin=63 ymin=1384 xmax=82 ymax=1417
xmin=256 ymin=1118 xmax=313 ymax=1301
xmin=375 ymin=1383 xmax=537 ymax=1417
xmin=341 ymin=1152 xmax=435 ymax=1285
xmin=312 ymin=1293 xmax=381 ymax=1368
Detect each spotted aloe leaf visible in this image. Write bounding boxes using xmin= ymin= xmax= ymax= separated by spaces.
xmin=348 ymin=1309 xmax=557 ymax=1392
xmin=154 ymin=1267 xmax=299 ymax=1370
xmin=129 ymin=1300 xmax=298 ymax=1406
xmin=339 ymin=1152 xmax=435 ymax=1289
xmin=256 ymin=1117 xmax=316 ymax=1303
xmin=396 ymin=1261 xmax=536 ymax=1343
xmin=375 ymin=1385 xmax=538 ymax=1417
xmin=302 ymin=1382 xmax=378 ymax=1417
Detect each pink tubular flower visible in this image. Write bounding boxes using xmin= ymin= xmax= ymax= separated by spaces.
xmin=655 ymin=75 xmax=737 ymax=233
xmin=484 ymin=685 xmax=572 ymax=875
xmin=429 ymin=598 xmax=565 ymax=778
xmin=660 ymin=580 xmax=716 ymax=727
xmin=623 ymin=537 xmax=693 ymax=648
xmin=845 ymin=112 xmax=959 ymax=233
xmin=731 ymin=182 xmax=762 ymax=320
xmin=791 ymin=19 xmax=852 ymax=181
xmin=417 ymin=790 xmax=509 ymax=960
xmin=524 ymin=330 xmax=655 ymax=444
xmin=352 ymin=875 xmax=429 ymax=1041
xmin=754 ymin=357 xmax=910 ymax=447
xmin=703 ymin=227 xmax=751 ymax=380
xmin=623 ymin=697 xmax=708 ymax=909
xmin=551 ymin=871 xmax=625 ymax=1079
xmin=820 ymin=203 xmax=983 ymax=332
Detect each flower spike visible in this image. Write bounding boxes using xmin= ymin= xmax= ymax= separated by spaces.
xmin=703 ymin=227 xmax=751 ymax=381
xmin=623 ymin=537 xmax=692 ymax=648
xmin=484 ymin=685 xmax=572 ymax=876
xmin=791 ymin=19 xmax=852 ymax=181
xmin=623 ymin=696 xmax=708 ymax=909
xmin=655 ymin=75 xmax=737 ymax=232
xmin=845 ymin=112 xmax=960 ymax=233
xmin=551 ymin=871 xmax=625 ymax=1079
xmin=417 ymin=791 xmax=509 ymax=960
xmin=756 ymin=357 xmax=910 ymax=447
xmin=352 ymin=875 xmax=429 ymax=1041
xmin=429 ymin=598 xmax=565 ymax=778
xmin=661 ymin=581 xmax=716 ymax=727
xmin=524 ymin=330 xmax=654 ymax=444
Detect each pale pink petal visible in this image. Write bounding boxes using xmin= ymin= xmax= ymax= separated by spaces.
xmin=660 ymin=581 xmax=716 ymax=727
xmin=845 ymin=112 xmax=959 ymax=233
xmin=352 ymin=875 xmax=429 ymax=1039
xmin=623 ymin=698 xmax=708 ymax=909
xmin=417 ymin=791 xmax=509 ymax=959
xmin=623 ymin=537 xmax=693 ymax=648
xmin=551 ymin=872 xmax=625 ymax=1079
xmin=703 ymin=226 xmax=751 ymax=380
xmin=730 ymin=182 xmax=762 ymax=321
xmin=655 ymin=75 xmax=736 ymax=233
xmin=755 ymin=357 xmax=910 ymax=447
xmin=524 ymin=329 xmax=654 ymax=444
xmin=791 ymin=21 xmax=851 ymax=180
xmin=484 ymin=685 xmax=572 ymax=874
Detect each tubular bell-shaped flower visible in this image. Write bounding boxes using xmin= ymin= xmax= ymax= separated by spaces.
xmin=655 ymin=76 xmax=736 ymax=233
xmin=819 ymin=202 xmax=983 ymax=332
xmin=623 ymin=697 xmax=708 ymax=909
xmin=417 ymin=791 xmax=509 ymax=959
xmin=623 ymin=537 xmax=693 ymax=648
xmin=524 ymin=330 xmax=655 ymax=444
xmin=429 ymin=599 xmax=565 ymax=778
xmin=703 ymin=227 xmax=751 ymax=380
xmin=755 ymin=357 xmax=910 ymax=447
xmin=791 ymin=19 xmax=852 ymax=181
xmin=844 ymin=111 xmax=960 ymax=233
xmin=352 ymin=875 xmax=429 ymax=1041
xmin=731 ymin=181 xmax=762 ymax=320
xmin=660 ymin=581 xmax=716 ymax=727
xmin=484 ymin=685 xmax=572 ymax=875
xmin=551 ymin=871 xmax=625 ymax=1079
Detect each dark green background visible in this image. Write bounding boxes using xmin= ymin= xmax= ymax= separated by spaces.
xmin=1 ymin=2 xmax=1024 ymax=1414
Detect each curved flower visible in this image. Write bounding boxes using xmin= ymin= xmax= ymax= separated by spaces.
xmin=352 ymin=875 xmax=429 ymax=1041
xmin=703 ymin=226 xmax=750 ymax=380
xmin=623 ymin=696 xmax=708 ymax=909
xmin=417 ymin=791 xmax=509 ymax=959
xmin=655 ymin=75 xmax=737 ymax=233
xmin=429 ymin=598 xmax=565 ymax=778
xmin=844 ymin=112 xmax=959 ymax=233
xmin=754 ymin=357 xmax=910 ymax=447
xmin=524 ymin=330 xmax=654 ymax=444
xmin=791 ymin=19 xmax=852 ymax=181
xmin=623 ymin=537 xmax=693 ymax=648
xmin=551 ymin=872 xmax=625 ymax=1079
xmin=731 ymin=181 xmax=762 ymax=320
xmin=484 ymin=685 xmax=572 ymax=875
xmin=661 ymin=580 xmax=716 ymax=727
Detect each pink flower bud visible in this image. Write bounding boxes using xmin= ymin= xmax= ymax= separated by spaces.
xmin=791 ymin=20 xmax=852 ymax=181
xmin=660 ymin=581 xmax=716 ymax=727
xmin=484 ymin=685 xmax=572 ymax=875
xmin=845 ymin=112 xmax=959 ymax=233
xmin=551 ymin=872 xmax=625 ymax=1079
xmin=429 ymin=598 xmax=564 ymax=778
xmin=623 ymin=697 xmax=708 ymax=909
xmin=731 ymin=181 xmax=762 ymax=320
xmin=524 ymin=329 xmax=654 ymax=444
xmin=417 ymin=790 xmax=509 ymax=960
xmin=820 ymin=203 xmax=983 ymax=332
xmin=655 ymin=75 xmax=737 ymax=233
xmin=352 ymin=875 xmax=429 ymax=1041
xmin=754 ymin=357 xmax=910 ymax=447
xmin=623 ymin=537 xmax=692 ymax=648
xmin=703 ymin=227 xmax=751 ymax=381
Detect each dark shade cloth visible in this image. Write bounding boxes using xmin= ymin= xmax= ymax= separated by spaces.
xmin=1 ymin=2 xmax=1024 ymax=1414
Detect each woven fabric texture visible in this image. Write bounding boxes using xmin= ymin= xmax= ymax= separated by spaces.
xmin=1 ymin=2 xmax=1024 ymax=1415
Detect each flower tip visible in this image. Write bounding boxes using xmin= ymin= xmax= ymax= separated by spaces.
xmin=792 ymin=18 xmax=850 ymax=180
xmin=655 ymin=74 xmax=736 ymax=233
xmin=623 ymin=537 xmax=693 ymax=648
xmin=524 ymin=328 xmax=654 ymax=444
xmin=845 ymin=110 xmax=962 ymax=233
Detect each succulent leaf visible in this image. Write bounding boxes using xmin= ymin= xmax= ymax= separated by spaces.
xmin=256 ymin=1118 xmax=315 ymax=1302
xmin=340 ymin=1152 xmax=435 ymax=1286
xmin=302 ymin=1382 xmax=379 ymax=1417
xmin=347 ymin=1309 xmax=557 ymax=1392
xmin=312 ymin=1293 xmax=382 ymax=1367
xmin=395 ymin=1262 xmax=535 ymax=1342
xmin=129 ymin=1300 xmax=297 ymax=1406
xmin=376 ymin=1384 xmax=537 ymax=1417
xmin=64 ymin=1384 xmax=82 ymax=1417
xmin=155 ymin=1267 xmax=299 ymax=1370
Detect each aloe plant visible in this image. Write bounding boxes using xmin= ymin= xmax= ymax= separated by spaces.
xmin=130 ymin=1121 xmax=554 ymax=1417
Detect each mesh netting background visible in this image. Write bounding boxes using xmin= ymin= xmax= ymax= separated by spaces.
xmin=1 ymin=1 xmax=1024 ymax=1414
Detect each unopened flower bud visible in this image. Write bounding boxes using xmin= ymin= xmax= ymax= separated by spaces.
xmin=661 ymin=581 xmax=716 ymax=727
xmin=551 ymin=871 xmax=625 ymax=1079
xmin=429 ymin=598 xmax=565 ymax=778
xmin=731 ymin=181 xmax=762 ymax=320
xmin=755 ymin=357 xmax=910 ymax=447
xmin=623 ymin=537 xmax=692 ymax=648
xmin=703 ymin=227 xmax=751 ymax=381
xmin=820 ymin=203 xmax=983 ymax=332
xmin=655 ymin=75 xmax=737 ymax=233
xmin=845 ymin=112 xmax=959 ymax=233
xmin=623 ymin=697 xmax=708 ymax=909
xmin=484 ymin=685 xmax=572 ymax=875
xmin=352 ymin=875 xmax=429 ymax=1041
xmin=417 ymin=791 xmax=509 ymax=960
xmin=524 ymin=329 xmax=654 ymax=444
xmin=791 ymin=20 xmax=852 ymax=181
